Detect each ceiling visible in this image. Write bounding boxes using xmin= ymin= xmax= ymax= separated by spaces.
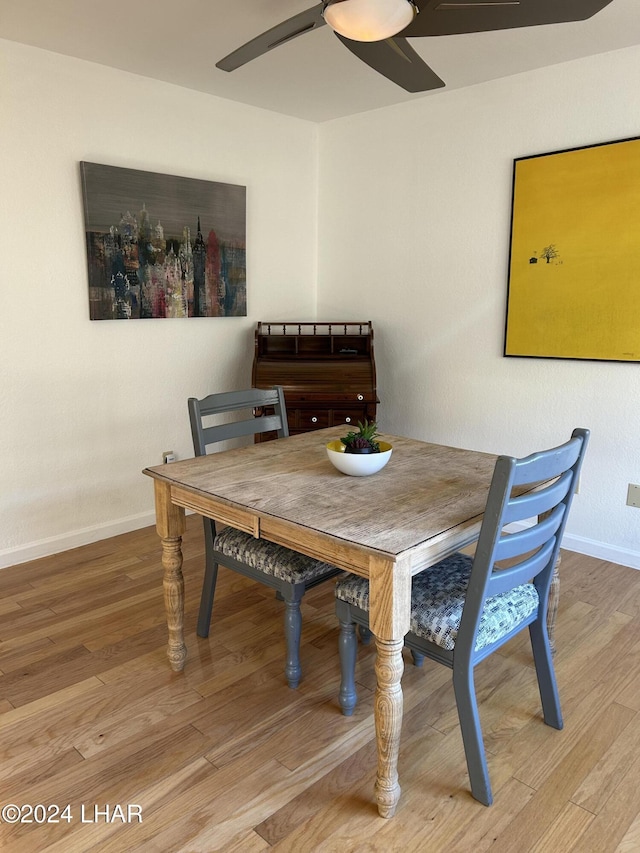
xmin=1 ymin=0 xmax=638 ymax=122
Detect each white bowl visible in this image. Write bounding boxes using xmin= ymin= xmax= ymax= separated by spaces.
xmin=326 ymin=440 xmax=393 ymax=476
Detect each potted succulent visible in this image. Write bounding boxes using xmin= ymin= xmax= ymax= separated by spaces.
xmin=340 ymin=419 xmax=381 ymax=454
xmin=326 ymin=419 xmax=392 ymax=475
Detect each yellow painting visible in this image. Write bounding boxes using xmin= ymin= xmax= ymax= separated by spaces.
xmin=504 ymin=136 xmax=640 ymax=361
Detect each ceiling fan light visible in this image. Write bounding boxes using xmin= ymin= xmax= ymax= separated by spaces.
xmin=323 ymin=0 xmax=417 ymax=42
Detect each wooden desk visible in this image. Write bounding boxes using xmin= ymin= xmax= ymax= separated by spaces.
xmin=144 ymin=427 xmax=501 ymax=817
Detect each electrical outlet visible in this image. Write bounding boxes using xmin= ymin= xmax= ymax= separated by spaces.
xmin=162 ymin=451 xmax=176 ymax=464
xmin=627 ymin=483 xmax=640 ymax=508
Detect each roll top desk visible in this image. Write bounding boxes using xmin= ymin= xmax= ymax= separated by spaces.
xmin=252 ymin=321 xmax=379 ymax=438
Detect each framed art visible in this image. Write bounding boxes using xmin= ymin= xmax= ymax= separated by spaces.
xmin=504 ymin=136 xmax=640 ymax=361
xmin=80 ymin=162 xmax=246 ymax=320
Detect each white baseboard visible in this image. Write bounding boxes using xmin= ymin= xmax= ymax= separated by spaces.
xmin=505 ymin=521 xmax=640 ymax=571
xmin=561 ymin=533 xmax=640 ymax=571
xmin=0 ymin=511 xmax=157 ymax=570
xmin=1 ymin=515 xmax=639 ymax=572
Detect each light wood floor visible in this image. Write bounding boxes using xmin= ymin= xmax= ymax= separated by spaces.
xmin=1 ymin=517 xmax=640 ymax=852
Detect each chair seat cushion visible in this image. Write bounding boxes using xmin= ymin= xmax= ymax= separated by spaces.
xmin=215 ymin=526 xmax=341 ymax=584
xmin=335 ymin=553 xmax=539 ymax=652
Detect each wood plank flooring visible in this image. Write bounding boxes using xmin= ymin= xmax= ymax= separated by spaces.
xmin=0 ymin=517 xmax=639 ymax=851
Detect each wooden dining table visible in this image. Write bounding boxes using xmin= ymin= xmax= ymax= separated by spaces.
xmin=143 ymin=426 xmax=559 ymax=818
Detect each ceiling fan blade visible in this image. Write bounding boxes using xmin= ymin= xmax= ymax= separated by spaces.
xmin=217 ymin=4 xmax=326 ymax=72
xmin=405 ymin=0 xmax=616 ymax=38
xmin=336 ymin=35 xmax=445 ymax=92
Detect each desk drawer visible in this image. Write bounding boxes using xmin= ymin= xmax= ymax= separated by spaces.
xmin=330 ymin=408 xmax=371 ymax=428
xmin=288 ymin=405 xmax=376 ymax=432
xmin=255 ymin=400 xmax=377 ymax=440
xmin=296 ymin=410 xmax=330 ymax=431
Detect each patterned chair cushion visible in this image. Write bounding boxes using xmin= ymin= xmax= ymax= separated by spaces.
xmin=215 ymin=526 xmax=340 ymax=585
xmin=335 ymin=552 xmax=539 ymax=652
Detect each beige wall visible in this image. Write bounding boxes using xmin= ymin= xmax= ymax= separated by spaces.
xmin=317 ymin=45 xmax=640 ymax=567
xmin=0 ymin=39 xmax=318 ymax=566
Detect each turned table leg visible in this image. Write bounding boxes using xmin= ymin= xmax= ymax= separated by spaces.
xmin=547 ymin=554 xmax=561 ymax=655
xmin=374 ymin=637 xmax=405 ymax=818
xmin=162 ymin=534 xmax=187 ymax=671
xmin=369 ymin=555 xmax=411 ymax=818
xmin=154 ymin=480 xmax=187 ymax=672
xmin=540 ymin=507 xmax=561 ymax=656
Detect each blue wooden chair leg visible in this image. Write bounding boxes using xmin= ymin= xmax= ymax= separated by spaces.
xmin=336 ymin=601 xmax=358 ymax=715
xmin=453 ymin=665 xmax=493 ymax=806
xmin=359 ymin=625 xmax=373 ymax=645
xmin=283 ymin=585 xmax=304 ymax=689
xmin=411 ymin=649 xmax=425 ymax=667
xmin=197 ymin=519 xmax=218 ymax=638
xmin=197 ymin=562 xmax=219 ymax=637
xmin=529 ymin=619 xmax=563 ymax=729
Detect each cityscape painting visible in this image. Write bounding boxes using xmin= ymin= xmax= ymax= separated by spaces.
xmin=80 ymin=162 xmax=246 ymax=320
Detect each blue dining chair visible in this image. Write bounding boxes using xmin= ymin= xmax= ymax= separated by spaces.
xmin=335 ymin=428 xmax=589 ymax=805
xmin=188 ymin=387 xmax=342 ymax=688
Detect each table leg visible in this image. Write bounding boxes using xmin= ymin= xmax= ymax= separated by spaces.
xmin=369 ymin=556 xmax=411 ymax=818
xmin=154 ymin=480 xmax=187 ymax=672
xmin=540 ymin=508 xmax=561 ymax=655
xmin=547 ymin=554 xmax=561 ymax=655
xmin=374 ymin=637 xmax=405 ymax=818
xmin=162 ymin=535 xmax=187 ymax=671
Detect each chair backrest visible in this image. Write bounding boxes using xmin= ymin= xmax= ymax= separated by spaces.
xmin=188 ymin=387 xmax=289 ymax=456
xmin=458 ymin=428 xmax=589 ymax=655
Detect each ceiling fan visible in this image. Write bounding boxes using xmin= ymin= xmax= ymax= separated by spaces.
xmin=216 ymin=0 xmax=615 ymax=93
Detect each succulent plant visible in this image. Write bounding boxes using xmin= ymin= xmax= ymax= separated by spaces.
xmin=341 ymin=419 xmax=380 ymax=454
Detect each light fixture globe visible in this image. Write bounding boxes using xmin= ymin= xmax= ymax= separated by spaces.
xmin=323 ymin=0 xmax=417 ymax=42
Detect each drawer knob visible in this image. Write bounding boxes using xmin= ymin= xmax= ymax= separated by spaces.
xmin=345 ymin=417 xmax=351 ymax=423
xmin=357 ymin=394 xmax=364 ymax=401
xmin=311 ymin=416 xmax=318 ymax=423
